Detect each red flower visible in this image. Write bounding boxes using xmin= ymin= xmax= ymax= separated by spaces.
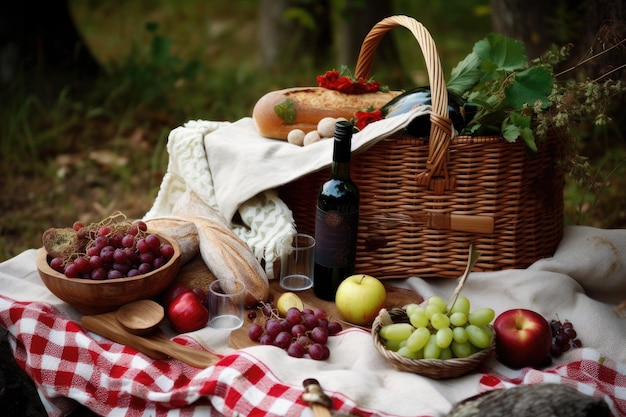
xmin=317 ymin=68 xmax=382 ymax=94
xmin=355 ymin=109 xmax=383 ymax=130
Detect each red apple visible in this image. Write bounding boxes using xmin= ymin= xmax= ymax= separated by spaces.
xmin=335 ymin=274 xmax=386 ymax=325
xmin=161 ymin=283 xmax=191 ymax=308
xmin=493 ymin=308 xmax=552 ymax=369
xmin=167 ymin=291 xmax=209 ymax=333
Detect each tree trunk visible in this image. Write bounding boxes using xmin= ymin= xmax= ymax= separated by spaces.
xmin=490 ymin=0 xmax=625 ymax=79
xmin=258 ymin=0 xmax=332 ymax=72
xmin=336 ymin=0 xmax=395 ymax=68
xmin=0 ymin=0 xmax=100 ymax=91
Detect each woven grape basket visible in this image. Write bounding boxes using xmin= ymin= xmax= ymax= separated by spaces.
xmin=278 ymin=15 xmax=564 ymax=279
xmin=371 ymin=307 xmax=495 ymax=379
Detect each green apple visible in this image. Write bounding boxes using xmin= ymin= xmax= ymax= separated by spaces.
xmin=335 ymin=274 xmax=386 ymax=325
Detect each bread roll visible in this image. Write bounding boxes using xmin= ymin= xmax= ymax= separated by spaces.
xmin=42 ymin=227 xmax=87 ymax=259
xmin=252 ymin=87 xmax=401 ymax=140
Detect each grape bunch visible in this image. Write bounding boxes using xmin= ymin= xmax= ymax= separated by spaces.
xmin=378 ymin=295 xmax=495 ymax=360
xmin=48 ymin=213 xmax=175 ymax=280
xmin=247 ymin=305 xmax=343 ymax=360
xmin=550 ymin=318 xmax=582 ymax=357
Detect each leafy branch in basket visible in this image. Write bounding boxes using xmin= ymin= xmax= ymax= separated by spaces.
xmin=447 ymin=33 xmax=626 ymax=181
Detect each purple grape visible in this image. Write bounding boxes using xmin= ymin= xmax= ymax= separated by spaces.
xmin=113 ymin=248 xmax=127 ymax=264
xmin=265 ymin=319 xmax=284 ymax=338
xmin=259 ymin=334 xmax=274 ymax=345
xmin=303 ymin=314 xmax=319 ymax=330
xmin=145 ymin=234 xmax=161 ymax=251
xmin=327 ymin=321 xmax=342 ymax=335
xmin=152 ymin=256 xmax=165 ymax=270
xmin=273 ymin=331 xmax=292 ymax=350
xmin=107 ymin=270 xmax=124 ymax=279
xmin=285 ymin=308 xmax=303 ymax=326
xmin=122 ymin=234 xmax=135 ymax=248
xmin=287 ymin=342 xmax=306 ymax=358
xmin=310 ymin=327 xmax=329 ymax=344
xmin=109 ymin=232 xmax=125 ymax=248
xmin=308 ymin=343 xmax=329 ymax=360
xmin=137 ymin=263 xmax=152 ymax=274
xmin=291 ymin=323 xmax=307 ymax=337
xmin=248 ymin=323 xmax=264 ymax=342
xmin=91 ymin=267 xmax=107 ymax=280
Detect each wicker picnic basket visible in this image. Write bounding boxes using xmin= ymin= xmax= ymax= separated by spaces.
xmin=278 ymin=15 xmax=564 ymax=279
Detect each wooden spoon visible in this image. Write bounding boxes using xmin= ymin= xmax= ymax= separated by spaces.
xmin=116 ymin=299 xmax=164 ymax=335
xmin=81 ymin=300 xmax=219 ymax=368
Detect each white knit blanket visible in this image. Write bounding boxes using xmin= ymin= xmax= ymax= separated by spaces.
xmin=144 ymin=108 xmax=431 ymax=278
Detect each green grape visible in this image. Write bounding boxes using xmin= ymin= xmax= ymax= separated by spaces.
xmin=439 ymin=347 xmax=453 ymax=360
xmin=385 ymin=338 xmax=403 ymax=352
xmin=466 ymin=324 xmax=491 ymax=349
xmin=379 ymin=323 xmax=414 ymax=341
xmin=450 ymin=296 xmax=470 ymax=316
xmin=423 ymin=334 xmax=442 ymax=359
xmin=453 ymin=326 xmax=469 ymax=343
xmin=409 ymin=311 xmax=429 ymax=328
xmin=481 ymin=325 xmax=494 ymax=342
xmin=397 ymin=346 xmax=420 ymax=359
xmin=436 ymin=327 xmax=454 ymax=348
xmin=427 ymin=295 xmax=447 ymax=312
xmin=468 ymin=308 xmax=495 ymax=326
xmin=449 ymin=312 xmax=468 ymax=327
xmin=405 ymin=326 xmax=431 ymax=352
xmin=430 ymin=312 xmax=451 ymax=330
xmin=425 ymin=303 xmax=443 ymax=319
xmin=451 ymin=340 xmax=473 ymax=358
xmin=404 ymin=303 xmax=422 ymax=317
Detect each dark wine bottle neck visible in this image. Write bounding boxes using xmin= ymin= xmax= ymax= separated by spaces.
xmin=331 ymin=160 xmax=351 ymax=179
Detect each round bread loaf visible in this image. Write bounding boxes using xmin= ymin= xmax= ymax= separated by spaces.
xmin=252 ymin=87 xmax=401 ymax=140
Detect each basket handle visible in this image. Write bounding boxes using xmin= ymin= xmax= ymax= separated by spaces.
xmin=355 ymin=15 xmax=453 ymax=192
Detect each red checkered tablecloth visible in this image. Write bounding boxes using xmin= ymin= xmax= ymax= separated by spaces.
xmin=2 ymin=293 xmax=625 ymax=417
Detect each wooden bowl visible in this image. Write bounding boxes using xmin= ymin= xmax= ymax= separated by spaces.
xmin=36 ymin=234 xmax=181 ymax=315
xmin=372 ymin=307 xmax=495 ymax=379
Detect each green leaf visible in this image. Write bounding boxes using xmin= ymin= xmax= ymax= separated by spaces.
xmin=447 ymin=52 xmax=482 ymax=96
xmin=504 ymin=66 xmax=553 ymax=109
xmin=473 ymin=34 xmax=527 ymax=72
xmin=274 ymin=98 xmax=297 ymax=124
xmin=519 ymin=126 xmax=537 ymax=152
xmin=501 ymin=121 xmax=521 ymax=142
xmin=502 ymin=113 xmax=537 ymax=151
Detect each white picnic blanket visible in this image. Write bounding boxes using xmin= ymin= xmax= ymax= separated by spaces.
xmin=1 ymin=226 xmax=625 ymax=416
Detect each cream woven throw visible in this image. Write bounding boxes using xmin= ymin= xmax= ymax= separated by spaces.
xmin=145 ymin=107 xmax=431 ymax=279
xmin=143 ymin=120 xmax=296 ymax=279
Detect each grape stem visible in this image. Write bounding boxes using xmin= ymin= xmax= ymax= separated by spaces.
xmin=446 ymin=244 xmax=481 ymax=313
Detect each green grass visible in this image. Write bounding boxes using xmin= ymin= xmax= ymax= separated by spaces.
xmin=1 ymin=0 xmax=624 ymax=262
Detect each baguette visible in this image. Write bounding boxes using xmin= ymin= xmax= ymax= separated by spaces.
xmin=145 ymin=217 xmax=200 ymax=265
xmin=252 ymin=87 xmax=401 ymax=140
xmin=168 ymin=190 xmax=269 ymax=308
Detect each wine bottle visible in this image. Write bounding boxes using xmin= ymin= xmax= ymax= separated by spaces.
xmin=313 ymin=120 xmax=360 ymax=301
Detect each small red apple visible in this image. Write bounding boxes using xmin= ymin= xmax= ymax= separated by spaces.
xmin=493 ymin=308 xmax=552 ymax=369
xmin=167 ymin=291 xmax=209 ymax=333
xmin=161 ymin=283 xmax=191 ymax=308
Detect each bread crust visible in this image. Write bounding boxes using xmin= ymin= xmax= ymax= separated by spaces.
xmin=42 ymin=227 xmax=87 ymax=259
xmin=252 ymin=87 xmax=401 ymax=140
